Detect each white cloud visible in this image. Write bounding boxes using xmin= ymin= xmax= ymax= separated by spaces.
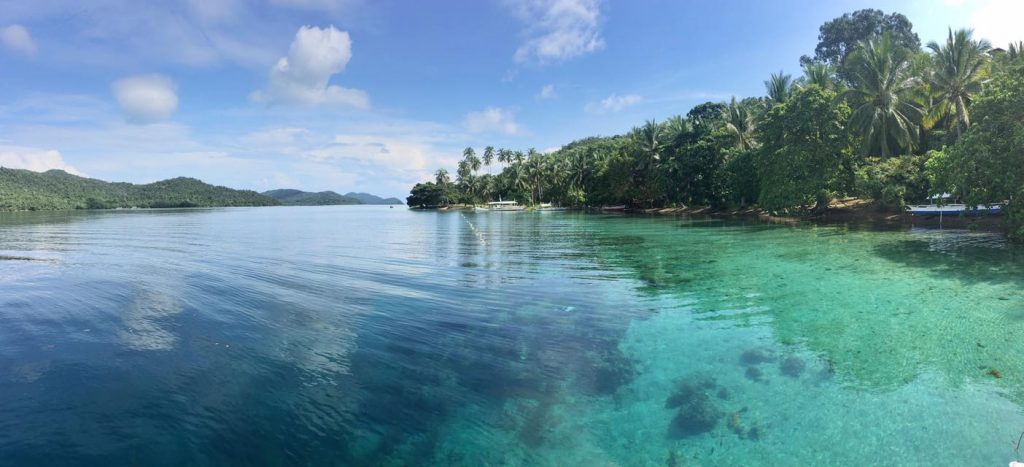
xmin=968 ymin=0 xmax=1023 ymax=47
xmin=306 ymin=135 xmax=436 ymax=172
xmin=509 ymin=0 xmax=605 ymax=64
xmin=250 ymin=25 xmax=369 ymax=109
xmin=539 ymin=84 xmax=557 ymax=99
xmin=585 ymin=93 xmax=642 ymax=113
xmin=0 ymin=24 xmax=37 ymax=56
xmin=112 ymin=74 xmax=179 ymax=124
xmin=464 ymin=107 xmax=525 ymax=135
xmin=0 ymin=146 xmax=82 ymax=175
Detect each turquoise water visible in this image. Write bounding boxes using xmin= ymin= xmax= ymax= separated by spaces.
xmin=1 ymin=206 xmax=1022 ymax=465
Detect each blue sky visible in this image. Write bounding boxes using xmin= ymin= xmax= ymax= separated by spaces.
xmin=0 ymin=0 xmax=1019 ymax=197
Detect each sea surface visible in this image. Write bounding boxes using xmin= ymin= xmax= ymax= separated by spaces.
xmin=1 ymin=206 xmax=1023 ymax=466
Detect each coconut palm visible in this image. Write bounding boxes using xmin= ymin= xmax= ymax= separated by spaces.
xmin=483 ymin=146 xmax=495 ymax=173
xmin=632 ymin=120 xmax=665 ymax=162
xmin=434 ymin=168 xmax=451 ymax=205
xmin=840 ymin=33 xmax=923 ymax=157
xmin=723 ymin=97 xmax=757 ymax=150
xmin=801 ymin=62 xmax=837 ymax=90
xmin=765 ymin=71 xmax=793 ymax=104
xmin=927 ymin=28 xmax=991 ymax=139
xmin=1008 ymin=41 xmax=1024 ymax=60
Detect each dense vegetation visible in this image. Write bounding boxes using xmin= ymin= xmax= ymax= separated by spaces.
xmin=343 ymin=192 xmax=403 ymax=205
xmin=0 ymin=168 xmax=278 ymax=211
xmin=262 ymin=189 xmax=361 ymax=206
xmin=263 ymin=189 xmax=403 ymax=206
xmin=411 ymin=9 xmax=1024 ymax=238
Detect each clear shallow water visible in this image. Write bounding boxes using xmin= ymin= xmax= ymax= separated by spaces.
xmin=1 ymin=206 xmax=1023 ymax=466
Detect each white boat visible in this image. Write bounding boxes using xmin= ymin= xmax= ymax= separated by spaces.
xmin=537 ymin=203 xmax=568 ymax=211
xmin=485 ymin=200 xmax=524 ymax=211
xmin=907 ymin=193 xmax=1003 ymax=216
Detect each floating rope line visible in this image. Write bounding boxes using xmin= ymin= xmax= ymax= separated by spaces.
xmin=460 ymin=213 xmax=487 ymax=246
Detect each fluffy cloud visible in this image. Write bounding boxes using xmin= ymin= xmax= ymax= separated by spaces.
xmin=539 ymin=84 xmax=557 ymax=99
xmin=306 ymin=135 xmax=435 ymax=171
xmin=585 ymin=93 xmax=642 ymax=113
xmin=968 ymin=0 xmax=1024 ymax=47
xmin=0 ymin=24 xmax=37 ymax=56
xmin=464 ymin=107 xmax=525 ymax=135
xmin=112 ymin=75 xmax=179 ymax=123
xmin=0 ymin=146 xmax=82 ymax=175
xmin=509 ymin=0 xmax=604 ymax=64
xmin=250 ymin=25 xmax=369 ymax=108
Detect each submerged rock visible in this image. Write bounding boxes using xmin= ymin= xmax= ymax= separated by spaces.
xmin=665 ymin=377 xmax=724 ymax=438
xmin=744 ymin=366 xmax=765 ymax=382
xmin=739 ymin=348 xmax=775 ymax=366
xmin=779 ymin=356 xmax=806 ymax=378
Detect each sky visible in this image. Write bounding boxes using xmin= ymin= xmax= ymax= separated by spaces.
xmin=0 ymin=0 xmax=1020 ymax=198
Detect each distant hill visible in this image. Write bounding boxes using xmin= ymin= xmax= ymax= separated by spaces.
xmin=344 ymin=192 xmax=404 ymax=205
xmin=0 ymin=168 xmax=278 ymax=211
xmin=261 ymin=189 xmax=362 ymax=206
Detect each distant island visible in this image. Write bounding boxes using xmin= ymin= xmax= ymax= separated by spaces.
xmin=0 ymin=167 xmax=402 ymax=212
xmin=0 ymin=167 xmax=277 ymax=211
xmin=263 ymin=189 xmax=403 ymax=206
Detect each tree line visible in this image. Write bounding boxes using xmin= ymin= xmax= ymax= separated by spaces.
xmin=0 ymin=168 xmax=277 ymax=211
xmin=408 ymin=9 xmax=1024 ymax=237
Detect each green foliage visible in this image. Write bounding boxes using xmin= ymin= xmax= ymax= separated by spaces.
xmin=926 ymin=28 xmax=992 ymax=139
xmin=262 ymin=189 xmax=361 ymax=205
xmin=930 ymin=62 xmax=1024 ymax=237
xmin=841 ymin=33 xmax=923 ymax=157
xmin=408 ymin=10 xmax=1015 ymax=234
xmin=406 ymin=182 xmax=446 ymax=208
xmin=757 ymin=86 xmax=855 ymax=213
xmin=764 ymin=71 xmax=793 ymax=104
xmin=0 ymin=168 xmax=277 ymax=211
xmin=804 ymin=8 xmax=921 ymax=80
xmin=855 ymin=155 xmax=930 ymax=210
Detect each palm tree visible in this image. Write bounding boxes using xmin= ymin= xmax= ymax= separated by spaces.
xmin=483 ymin=146 xmax=495 ymax=174
xmin=927 ymin=28 xmax=991 ymax=139
xmin=723 ymin=97 xmax=756 ymax=150
xmin=765 ymin=71 xmax=793 ymax=104
xmin=801 ymin=63 xmax=837 ymax=90
xmin=840 ymin=33 xmax=923 ymax=157
xmin=1008 ymin=41 xmax=1024 ymax=60
xmin=434 ymin=168 xmax=450 ymax=206
xmin=568 ymin=149 xmax=589 ymax=193
xmin=632 ymin=120 xmax=665 ymax=162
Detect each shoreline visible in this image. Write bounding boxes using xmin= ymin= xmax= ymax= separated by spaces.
xmin=433 ymin=199 xmax=1008 ymax=234
xmin=633 ymin=198 xmax=1009 ymax=234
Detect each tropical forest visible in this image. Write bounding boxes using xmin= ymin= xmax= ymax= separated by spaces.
xmin=409 ymin=9 xmax=1024 ymax=238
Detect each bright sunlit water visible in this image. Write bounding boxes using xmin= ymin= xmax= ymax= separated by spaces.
xmin=1 ymin=206 xmax=1023 ymax=466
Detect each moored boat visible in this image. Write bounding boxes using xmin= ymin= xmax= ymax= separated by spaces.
xmin=486 ymin=200 xmax=524 ymax=211
xmin=907 ymin=193 xmax=1003 ymax=216
xmin=537 ymin=203 xmax=568 ymax=211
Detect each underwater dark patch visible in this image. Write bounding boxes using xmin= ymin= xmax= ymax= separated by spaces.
xmin=744 ymin=366 xmax=764 ymax=382
xmin=739 ymin=348 xmax=775 ymax=366
xmin=779 ymin=356 xmax=806 ymax=378
xmin=665 ymin=377 xmax=723 ymax=439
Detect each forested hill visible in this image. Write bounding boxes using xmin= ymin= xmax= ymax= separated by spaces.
xmin=262 ymin=189 xmax=361 ymax=205
xmin=343 ymin=192 xmax=403 ymax=205
xmin=0 ymin=168 xmax=278 ymax=211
